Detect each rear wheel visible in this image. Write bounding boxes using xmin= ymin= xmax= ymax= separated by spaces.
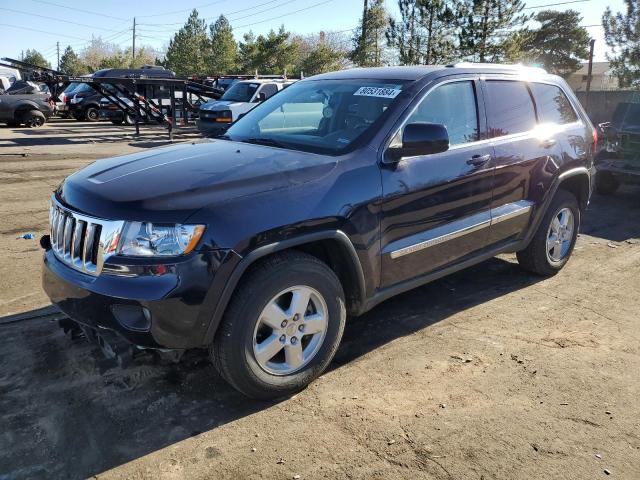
xmin=20 ymin=110 xmax=46 ymax=128
xmin=211 ymin=251 xmax=346 ymax=399
xmin=595 ymin=171 xmax=619 ymax=195
xmin=517 ymin=189 xmax=580 ymax=276
xmin=85 ymin=106 xmax=100 ymax=122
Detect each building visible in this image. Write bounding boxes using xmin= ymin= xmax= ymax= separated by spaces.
xmin=567 ymin=62 xmax=619 ymax=92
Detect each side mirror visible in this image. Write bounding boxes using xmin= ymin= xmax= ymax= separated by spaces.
xmin=387 ymin=122 xmax=449 ymax=161
xmin=255 ymin=92 xmax=267 ymax=103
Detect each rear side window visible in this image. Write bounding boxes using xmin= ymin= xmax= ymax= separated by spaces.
xmin=485 ymin=81 xmax=536 ymax=137
xmin=406 ymin=81 xmax=479 ymax=145
xmin=530 ymin=83 xmax=578 ymax=125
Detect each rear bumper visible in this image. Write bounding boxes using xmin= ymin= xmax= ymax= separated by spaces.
xmin=42 ymin=247 xmax=237 ymax=349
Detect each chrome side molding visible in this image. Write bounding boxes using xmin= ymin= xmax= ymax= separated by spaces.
xmin=389 ymin=200 xmax=533 ymax=259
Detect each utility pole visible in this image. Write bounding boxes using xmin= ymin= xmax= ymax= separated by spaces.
xmin=132 ymin=17 xmax=136 ymax=66
xmin=361 ymin=0 xmax=368 ymax=43
xmin=585 ymin=38 xmax=595 ymax=117
xmin=56 ymin=41 xmax=60 ymax=70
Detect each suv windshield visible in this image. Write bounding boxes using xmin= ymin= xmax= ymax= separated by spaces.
xmin=224 ymin=79 xmax=408 ymax=154
xmin=221 ymin=82 xmax=260 ymax=102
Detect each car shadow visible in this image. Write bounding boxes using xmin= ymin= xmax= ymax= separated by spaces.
xmin=0 ymin=256 xmax=544 ymax=479
xmin=581 ymin=185 xmax=640 ymax=243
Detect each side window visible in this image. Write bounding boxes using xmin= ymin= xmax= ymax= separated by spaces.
xmin=260 ymin=84 xmax=279 ymax=100
xmin=530 ymin=83 xmax=578 ymax=125
xmin=485 ymin=81 xmax=537 ymax=137
xmin=406 ymin=81 xmax=479 ymax=145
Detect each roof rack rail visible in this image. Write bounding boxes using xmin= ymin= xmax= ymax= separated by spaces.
xmin=446 ymin=62 xmax=547 ymax=73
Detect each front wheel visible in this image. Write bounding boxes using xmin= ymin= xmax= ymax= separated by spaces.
xmin=517 ymin=190 xmax=580 ymax=276
xmin=211 ymin=251 xmax=346 ymax=399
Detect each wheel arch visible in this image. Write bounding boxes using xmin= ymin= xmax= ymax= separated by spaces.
xmin=202 ymin=230 xmax=366 ymax=346
xmin=557 ymin=167 xmax=591 ymax=211
xmin=12 ymin=101 xmax=40 ymax=116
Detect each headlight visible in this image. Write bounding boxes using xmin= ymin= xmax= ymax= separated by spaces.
xmin=118 ymin=222 xmax=205 ymax=257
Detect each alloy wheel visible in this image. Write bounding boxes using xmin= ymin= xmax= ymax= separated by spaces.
xmin=546 ymin=207 xmax=575 ymax=263
xmin=252 ymin=285 xmax=328 ymax=375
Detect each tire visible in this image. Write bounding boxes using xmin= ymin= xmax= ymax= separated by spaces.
xmin=85 ymin=106 xmax=100 ymax=122
xmin=517 ymin=189 xmax=580 ymax=276
xmin=211 ymin=251 xmax=346 ymax=399
xmin=123 ymin=114 xmax=135 ymax=126
xmin=20 ymin=110 xmax=46 ymax=128
xmin=595 ymin=171 xmax=619 ymax=195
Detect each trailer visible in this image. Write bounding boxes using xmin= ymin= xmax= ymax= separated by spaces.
xmin=0 ymin=58 xmax=223 ymax=140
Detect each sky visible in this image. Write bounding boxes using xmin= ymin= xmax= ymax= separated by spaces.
xmin=0 ymin=0 xmax=626 ymax=69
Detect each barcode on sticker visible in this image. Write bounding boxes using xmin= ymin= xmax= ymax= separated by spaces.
xmin=353 ymin=87 xmax=401 ymax=99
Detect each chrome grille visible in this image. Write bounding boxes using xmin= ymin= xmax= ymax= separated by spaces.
xmin=49 ymin=197 xmax=124 ymax=276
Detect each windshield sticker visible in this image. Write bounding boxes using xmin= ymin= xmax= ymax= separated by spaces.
xmin=354 ymin=86 xmax=401 ymax=99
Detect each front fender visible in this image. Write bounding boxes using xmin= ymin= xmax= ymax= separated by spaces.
xmin=199 ymin=230 xmax=366 ymax=346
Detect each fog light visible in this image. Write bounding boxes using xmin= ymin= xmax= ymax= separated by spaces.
xmin=111 ymin=305 xmax=151 ymax=332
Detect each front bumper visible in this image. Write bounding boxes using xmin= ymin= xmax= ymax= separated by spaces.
xmin=197 ymin=118 xmax=230 ymax=136
xmin=42 ymin=246 xmax=236 ymax=349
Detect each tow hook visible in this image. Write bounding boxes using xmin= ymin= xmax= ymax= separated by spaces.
xmin=40 ymin=234 xmax=51 ymax=250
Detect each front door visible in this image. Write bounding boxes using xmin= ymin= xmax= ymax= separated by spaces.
xmin=379 ymin=78 xmax=495 ymax=288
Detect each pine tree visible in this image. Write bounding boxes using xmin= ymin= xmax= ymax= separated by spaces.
xmin=22 ymin=49 xmax=51 ymax=69
xmin=59 ymin=46 xmax=85 ymax=75
xmin=165 ymin=9 xmax=210 ymax=76
xmin=603 ymin=0 xmax=640 ymax=87
xmin=351 ymin=0 xmax=389 ymax=67
xmin=514 ymin=10 xmax=590 ymax=77
xmin=209 ymin=15 xmax=238 ymax=74
xmin=387 ymin=0 xmax=457 ymax=65
xmin=238 ymin=31 xmax=259 ymax=73
xmin=457 ymin=0 xmax=529 ymax=62
xmin=298 ymin=32 xmax=345 ymax=75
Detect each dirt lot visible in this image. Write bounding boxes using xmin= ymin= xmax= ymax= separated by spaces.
xmin=1 ymin=119 xmax=639 ymax=479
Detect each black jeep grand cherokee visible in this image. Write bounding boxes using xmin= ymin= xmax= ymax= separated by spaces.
xmin=42 ymin=64 xmax=596 ymax=398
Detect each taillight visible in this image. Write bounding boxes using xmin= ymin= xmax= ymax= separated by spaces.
xmin=592 ymin=128 xmax=598 ymax=154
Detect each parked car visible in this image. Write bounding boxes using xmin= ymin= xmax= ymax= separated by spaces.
xmin=0 ymin=66 xmax=21 ymax=92
xmin=0 ymin=90 xmax=53 ymax=127
xmin=56 ymin=82 xmax=82 ymax=118
xmin=70 ymin=66 xmax=175 ymax=122
xmin=595 ymin=102 xmax=640 ymax=194
xmin=197 ymin=79 xmax=295 ymax=136
xmin=42 ymin=64 xmax=595 ymax=399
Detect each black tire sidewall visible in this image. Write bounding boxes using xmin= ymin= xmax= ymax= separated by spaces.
xmin=222 ymin=259 xmax=345 ymax=397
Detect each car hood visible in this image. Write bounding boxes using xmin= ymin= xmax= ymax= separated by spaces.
xmin=201 ymin=100 xmax=249 ymax=110
xmin=57 ymin=140 xmax=338 ymax=223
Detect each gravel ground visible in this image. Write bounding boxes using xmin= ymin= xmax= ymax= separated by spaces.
xmin=0 ymin=119 xmax=639 ymax=479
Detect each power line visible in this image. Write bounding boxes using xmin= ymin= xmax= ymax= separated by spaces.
xmin=26 ymin=0 xmax=127 ymax=21
xmin=230 ymin=0 xmax=298 ymax=22
xmin=0 ymin=7 xmax=123 ymax=32
xmin=523 ymin=0 xmax=589 ymax=9
xmin=0 ymin=23 xmax=92 ymax=41
xmin=136 ymin=0 xmax=227 ymax=18
xmin=137 ymin=0 xmax=299 ymax=27
xmin=233 ymin=0 xmax=336 ymax=29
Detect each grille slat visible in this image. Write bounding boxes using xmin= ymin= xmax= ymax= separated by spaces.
xmin=48 ymin=198 xmax=123 ymax=277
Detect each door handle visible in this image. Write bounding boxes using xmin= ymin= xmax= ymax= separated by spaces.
xmin=541 ymin=138 xmax=557 ymax=148
xmin=467 ymin=154 xmax=492 ymax=166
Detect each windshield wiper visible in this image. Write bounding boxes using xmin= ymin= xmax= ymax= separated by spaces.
xmin=241 ymin=137 xmax=287 ymax=148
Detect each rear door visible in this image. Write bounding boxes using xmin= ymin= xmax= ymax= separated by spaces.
xmin=483 ymin=79 xmax=561 ymax=245
xmin=379 ymin=78 xmax=495 ymax=288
